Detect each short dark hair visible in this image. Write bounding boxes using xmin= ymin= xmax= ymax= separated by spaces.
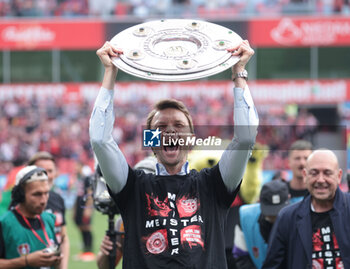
xmin=289 ymin=140 xmax=313 ymax=152
xmin=146 ymin=99 xmax=194 ymax=133
xmin=28 ymin=151 xmax=55 ymax=165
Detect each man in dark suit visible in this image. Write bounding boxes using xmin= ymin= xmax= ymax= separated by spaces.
xmin=263 ymin=149 xmax=350 ymax=269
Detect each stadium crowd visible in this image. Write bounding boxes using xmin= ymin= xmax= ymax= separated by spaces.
xmin=0 ymin=0 xmax=349 ymax=17
xmin=0 ymin=93 xmax=318 ymax=176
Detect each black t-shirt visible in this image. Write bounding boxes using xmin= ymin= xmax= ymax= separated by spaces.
xmin=287 ymin=181 xmax=308 ymax=199
xmin=0 ymin=209 xmax=42 ymax=258
xmin=45 ymin=190 xmax=66 ymax=243
xmin=311 ymin=210 xmax=343 ymax=268
xmin=111 ymin=164 xmax=239 ymax=269
xmin=258 ymin=214 xmax=273 ymax=243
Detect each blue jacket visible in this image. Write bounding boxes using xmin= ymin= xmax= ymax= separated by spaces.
xmin=240 ymin=204 xmax=267 ymax=269
xmin=263 ymin=188 xmax=350 ymax=269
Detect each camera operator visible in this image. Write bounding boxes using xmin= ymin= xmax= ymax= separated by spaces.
xmin=96 ymin=156 xmax=157 ymax=269
xmin=97 ymin=217 xmax=124 ymax=269
xmin=0 ymin=166 xmax=61 ymax=268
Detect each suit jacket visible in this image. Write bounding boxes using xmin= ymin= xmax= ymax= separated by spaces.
xmin=263 ymin=187 xmax=350 ymax=269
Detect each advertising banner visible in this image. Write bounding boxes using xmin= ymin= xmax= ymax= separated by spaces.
xmin=0 ymin=20 xmax=104 ymax=50
xmin=249 ymin=16 xmax=350 ymax=47
xmin=1 ymin=17 xmax=349 ymax=49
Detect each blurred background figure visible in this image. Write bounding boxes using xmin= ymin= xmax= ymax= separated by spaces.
xmin=72 ymin=160 xmax=95 ymax=262
xmin=96 ymin=156 xmax=157 ymax=269
xmin=0 ymin=158 xmax=26 ymax=216
xmin=188 ymin=143 xmax=269 ymax=269
xmin=233 ymin=180 xmax=290 ymax=269
xmin=286 ymin=140 xmax=313 ymax=203
xmin=229 ymin=143 xmax=269 ymax=268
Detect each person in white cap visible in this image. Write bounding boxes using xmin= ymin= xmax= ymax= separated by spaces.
xmin=0 ymin=165 xmax=62 ymax=268
xmin=28 ymin=151 xmax=70 ymax=267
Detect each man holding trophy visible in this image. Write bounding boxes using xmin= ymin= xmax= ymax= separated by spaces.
xmin=90 ymin=19 xmax=258 ymax=268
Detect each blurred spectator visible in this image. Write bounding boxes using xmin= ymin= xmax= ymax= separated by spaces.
xmin=0 ymin=0 xmax=12 ymax=16
xmin=72 ymin=161 xmax=96 ymax=261
xmin=36 ymin=0 xmax=57 ymax=16
xmin=0 ymin=0 xmax=347 ymax=17
xmin=286 ymin=140 xmax=313 ymax=203
xmin=88 ymin=0 xmax=115 ymax=16
xmin=234 ymin=180 xmax=290 ymax=269
xmin=0 ymin=93 xmax=321 ymax=176
xmin=13 ymin=0 xmax=38 ymax=16
xmin=58 ymin=0 xmax=88 ymax=16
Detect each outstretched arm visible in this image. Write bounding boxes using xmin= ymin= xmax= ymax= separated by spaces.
xmin=219 ymin=40 xmax=259 ymax=192
xmin=89 ymin=42 xmax=129 ymax=194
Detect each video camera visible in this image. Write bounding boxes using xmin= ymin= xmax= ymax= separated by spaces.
xmin=91 ymin=165 xmax=120 ymax=216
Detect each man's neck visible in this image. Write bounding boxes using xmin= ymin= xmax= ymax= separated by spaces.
xmin=166 ymin=167 xmax=180 ymax=175
xmin=311 ymin=198 xmax=334 ymax=213
xmin=289 ymin=177 xmax=306 ymax=190
xmin=157 ymin=161 xmax=188 ymax=176
xmin=17 ymin=204 xmax=37 ymax=219
xmin=165 ymin=163 xmax=184 ymax=175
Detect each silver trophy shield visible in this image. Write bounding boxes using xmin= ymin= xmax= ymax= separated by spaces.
xmin=110 ymin=19 xmax=242 ymax=81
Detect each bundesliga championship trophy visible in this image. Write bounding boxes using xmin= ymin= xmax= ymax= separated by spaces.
xmin=110 ymin=19 xmax=242 ymax=81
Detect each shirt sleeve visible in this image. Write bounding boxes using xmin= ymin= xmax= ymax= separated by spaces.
xmin=219 ymin=85 xmax=259 ymax=192
xmin=89 ymin=87 xmax=129 ymax=194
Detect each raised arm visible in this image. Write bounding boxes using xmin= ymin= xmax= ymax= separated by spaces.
xmin=89 ymin=42 xmax=129 ymax=194
xmin=219 ymin=40 xmax=259 ymax=192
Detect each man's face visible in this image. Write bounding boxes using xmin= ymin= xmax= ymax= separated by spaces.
xmin=151 ymin=108 xmax=192 ymax=171
xmin=34 ymin=159 xmax=57 ymax=188
xmin=289 ymin=150 xmax=312 ymax=180
xmin=303 ymin=152 xmax=342 ymax=203
xmin=23 ymin=180 xmax=50 ymax=216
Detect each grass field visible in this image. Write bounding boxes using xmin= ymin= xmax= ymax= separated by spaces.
xmin=67 ymin=209 xmax=123 ymax=269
